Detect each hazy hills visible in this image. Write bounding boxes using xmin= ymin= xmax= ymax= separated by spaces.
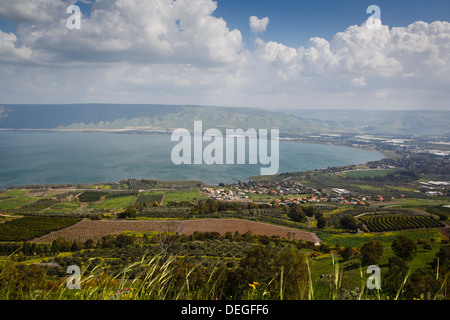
xmin=0 ymin=104 xmax=449 ymax=136
xmin=286 ymin=109 xmax=450 ymax=136
xmin=0 ymin=104 xmax=341 ymax=134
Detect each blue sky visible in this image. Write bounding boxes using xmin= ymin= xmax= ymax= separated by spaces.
xmin=0 ymin=0 xmax=449 ymax=109
xmin=213 ymin=0 xmax=450 ymax=48
xmin=2 ymin=0 xmax=449 ymax=47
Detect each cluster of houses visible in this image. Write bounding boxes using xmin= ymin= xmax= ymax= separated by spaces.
xmin=202 ymin=183 xmax=386 ymax=206
xmin=272 ymin=194 xmax=368 ymax=206
xmin=419 ymin=181 xmax=450 ymax=196
xmin=202 ymin=188 xmax=250 ymax=202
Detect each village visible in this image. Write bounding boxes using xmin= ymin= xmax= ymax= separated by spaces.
xmin=201 ymin=181 xmax=382 ymax=206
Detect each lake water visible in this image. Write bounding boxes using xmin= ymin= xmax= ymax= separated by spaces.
xmin=0 ymin=131 xmax=384 ymax=187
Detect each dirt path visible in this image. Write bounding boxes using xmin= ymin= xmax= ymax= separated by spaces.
xmin=437 ymin=221 xmax=450 ymax=238
xmin=160 ymin=194 xmax=166 ymax=206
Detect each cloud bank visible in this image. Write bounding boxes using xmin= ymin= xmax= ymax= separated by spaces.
xmin=0 ymin=0 xmax=449 ymax=110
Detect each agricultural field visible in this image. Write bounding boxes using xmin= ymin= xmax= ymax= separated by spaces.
xmin=29 ymin=218 xmax=320 ymax=244
xmin=95 ymin=195 xmax=138 ymax=210
xmin=162 ymin=190 xmax=208 ymax=204
xmin=360 ymin=215 xmax=445 ymax=232
xmin=77 ymin=191 xmax=108 ymax=202
xmin=1 ymin=190 xmax=30 ymax=197
xmin=134 ymin=192 xmax=165 ymax=206
xmin=318 ymin=228 xmax=446 ymax=248
xmin=47 ymin=200 xmax=80 ymax=212
xmin=0 ymin=216 xmax=81 ymax=241
xmin=19 ymin=198 xmax=60 ymax=211
xmin=344 ymin=169 xmax=397 ymax=178
xmin=0 ymin=195 xmax=42 ymax=211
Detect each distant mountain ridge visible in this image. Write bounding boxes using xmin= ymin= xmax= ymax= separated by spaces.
xmin=284 ymin=109 xmax=450 ymax=136
xmin=0 ymin=104 xmax=342 ymax=134
xmin=1 ymin=104 xmax=448 ymax=136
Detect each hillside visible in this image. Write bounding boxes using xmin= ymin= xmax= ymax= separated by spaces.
xmin=0 ymin=104 xmax=341 ymax=134
xmin=2 ymin=105 xmax=448 ymax=136
xmin=287 ymin=109 xmax=450 ymax=136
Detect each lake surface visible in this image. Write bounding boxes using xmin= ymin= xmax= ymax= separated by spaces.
xmin=0 ymin=131 xmax=384 ymax=187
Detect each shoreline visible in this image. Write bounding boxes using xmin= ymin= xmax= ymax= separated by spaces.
xmin=0 ymin=128 xmax=387 ymax=188
xmin=0 ymin=128 xmax=171 ymax=134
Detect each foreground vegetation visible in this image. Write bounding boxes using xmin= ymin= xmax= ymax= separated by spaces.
xmin=0 ymin=230 xmax=448 ymax=300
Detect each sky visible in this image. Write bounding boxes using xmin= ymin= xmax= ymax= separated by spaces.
xmin=0 ymin=0 xmax=449 ymax=110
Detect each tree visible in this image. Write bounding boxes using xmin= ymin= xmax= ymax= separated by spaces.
xmin=316 ymin=212 xmax=328 ymax=229
xmin=71 ymin=240 xmax=82 ymax=252
xmin=99 ymin=234 xmax=116 ymax=248
xmin=288 ymin=205 xmax=307 ymax=223
xmin=392 ymin=235 xmax=417 ymax=262
xmin=274 ymin=250 xmax=309 ymax=299
xmin=119 ymin=206 xmax=137 ymax=219
xmin=84 ymin=239 xmax=96 ymax=249
xmin=382 ymin=256 xmax=409 ymax=295
xmin=433 ymin=245 xmax=450 ymax=274
xmin=360 ymin=240 xmax=384 ymax=265
xmin=51 ymin=237 xmax=71 ymax=253
xmin=340 ymin=246 xmax=354 ymax=260
xmin=302 ymin=206 xmax=318 ymax=218
xmin=225 ymin=246 xmax=275 ymax=299
xmin=339 ymin=215 xmax=359 ymax=231
xmin=114 ymin=234 xmax=135 ymax=247
xmin=403 ymin=268 xmax=435 ymax=300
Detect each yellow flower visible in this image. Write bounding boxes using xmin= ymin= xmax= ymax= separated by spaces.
xmin=248 ymin=283 xmax=256 ymax=289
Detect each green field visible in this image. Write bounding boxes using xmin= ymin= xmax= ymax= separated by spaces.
xmin=0 ymin=196 xmax=42 ymax=211
xmin=351 ymin=184 xmax=382 ymax=191
xmin=134 ymin=191 xmax=166 ymax=206
xmin=360 ymin=215 xmax=445 ymax=232
xmin=1 ymin=190 xmax=30 ymax=197
xmin=78 ymin=191 xmax=108 ymax=202
xmin=49 ymin=200 xmax=80 ymax=211
xmin=163 ymin=190 xmax=208 ymax=205
xmin=385 ymin=198 xmax=450 ymax=207
xmin=344 ymin=169 xmax=396 ymax=178
xmin=317 ymin=229 xmax=445 ymax=248
xmin=96 ymin=195 xmax=139 ymax=210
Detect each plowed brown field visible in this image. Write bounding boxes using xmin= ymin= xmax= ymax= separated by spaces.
xmin=30 ymin=219 xmax=321 ymax=244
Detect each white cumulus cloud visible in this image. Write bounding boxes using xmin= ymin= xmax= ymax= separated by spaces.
xmin=0 ymin=0 xmax=68 ymax=23
xmin=249 ymin=16 xmax=269 ymax=33
xmin=0 ymin=0 xmax=449 ymax=110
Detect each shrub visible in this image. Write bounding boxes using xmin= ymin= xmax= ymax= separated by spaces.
xmin=360 ymin=240 xmax=383 ymax=265
xmin=392 ymin=235 xmax=417 ymax=262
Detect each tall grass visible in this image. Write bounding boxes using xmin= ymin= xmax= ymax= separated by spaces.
xmin=54 ymin=253 xmax=218 ymax=300
xmin=0 ymin=251 xmax=448 ymax=300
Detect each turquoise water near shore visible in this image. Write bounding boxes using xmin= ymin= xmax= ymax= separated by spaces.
xmin=0 ymin=131 xmax=383 ymax=187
